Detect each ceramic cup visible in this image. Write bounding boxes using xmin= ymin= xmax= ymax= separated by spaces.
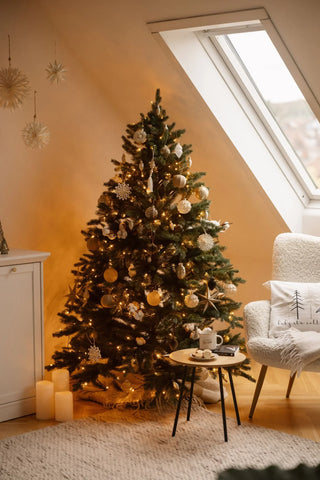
xmin=199 ymin=331 xmax=223 ymax=350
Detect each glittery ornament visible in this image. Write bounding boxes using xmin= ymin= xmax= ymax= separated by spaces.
xmin=133 ymin=128 xmax=147 ymax=144
xmin=145 ymin=205 xmax=158 ymax=219
xmin=174 ymin=142 xmax=183 ymax=158
xmin=147 ymin=290 xmax=161 ymax=306
xmin=46 ymin=59 xmax=67 ymax=84
xmin=22 ymin=119 xmax=50 ymax=149
xmin=161 ymin=145 xmax=170 ymax=156
xmin=88 ymin=345 xmax=101 ymax=363
xmin=176 ymin=263 xmax=186 ymax=279
xmin=172 ymin=174 xmax=186 ymax=188
xmin=100 ymin=293 xmax=115 ymax=308
xmin=177 ymin=199 xmax=191 ymax=214
xmin=197 ymin=233 xmax=214 ymax=252
xmin=102 ymin=224 xmax=111 ymax=236
xmin=184 ymin=293 xmax=199 ymax=308
xmin=115 ymin=182 xmax=131 ymax=200
xmin=136 ymin=337 xmax=146 ymax=346
xmin=103 ymin=267 xmax=118 ymax=283
xmin=195 ymin=186 xmax=209 ymax=200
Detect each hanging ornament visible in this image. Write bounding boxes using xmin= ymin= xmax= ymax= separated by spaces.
xmin=156 ymin=104 xmax=161 ymax=115
xmin=22 ymin=90 xmax=50 ymax=149
xmin=127 ymin=217 xmax=134 ymax=230
xmin=46 ymin=42 xmax=67 ymax=84
xmin=139 ymin=160 xmax=144 ymax=172
xmin=0 ymin=220 xmax=9 ymax=254
xmin=146 ymin=290 xmax=161 ymax=306
xmin=224 ymin=283 xmax=237 ymax=294
xmin=208 ymin=278 xmax=217 ymax=290
xmin=172 ymin=174 xmax=186 ymax=189
xmin=147 ymin=155 xmax=155 ymax=193
xmin=114 ymin=182 xmax=131 ymax=200
xmin=102 ymin=224 xmax=111 ymax=236
xmin=133 ymin=128 xmax=147 ymax=144
xmin=197 ymin=233 xmax=214 ymax=252
xmin=117 ymin=220 xmax=127 ymax=239
xmin=184 ymin=293 xmax=199 ymax=308
xmin=161 ymin=145 xmax=170 ymax=156
xmin=103 ymin=267 xmax=118 ymax=283
xmin=128 ymin=264 xmax=136 ymax=278
xmin=176 ymin=263 xmax=186 ymax=279
xmin=177 ymin=199 xmax=191 ymax=214
xmin=0 ymin=35 xmax=30 ymax=109
xmin=86 ymin=236 xmax=100 ymax=251
xmin=174 ymin=142 xmax=183 ymax=158
xmin=65 ymin=283 xmax=79 ymax=306
xmin=187 ymin=156 xmax=192 ymax=167
xmin=100 ymin=293 xmax=115 ymax=308
xmin=222 ymin=222 xmax=230 ymax=231
xmin=198 ymin=285 xmax=224 ymax=313
xmin=145 ymin=205 xmax=158 ymax=219
xmin=88 ymin=345 xmax=102 ymax=363
xmin=195 ymin=186 xmax=209 ymax=200
xmin=136 ymin=337 xmax=146 ymax=346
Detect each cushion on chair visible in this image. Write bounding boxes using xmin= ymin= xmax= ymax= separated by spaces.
xmin=265 ymin=280 xmax=320 ymax=336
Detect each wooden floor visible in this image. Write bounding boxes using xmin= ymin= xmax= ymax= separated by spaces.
xmin=1 ymin=360 xmax=320 ymax=442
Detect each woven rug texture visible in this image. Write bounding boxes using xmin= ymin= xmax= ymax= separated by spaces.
xmin=0 ymin=410 xmax=319 ymax=480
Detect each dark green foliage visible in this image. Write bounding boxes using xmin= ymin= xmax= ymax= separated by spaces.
xmin=47 ymin=89 xmax=252 ymax=405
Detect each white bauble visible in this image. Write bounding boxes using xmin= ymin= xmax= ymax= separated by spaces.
xmin=133 ymin=128 xmax=147 ymax=144
xmin=174 ymin=142 xmax=183 ymax=158
xmin=197 ymin=233 xmax=214 ymax=252
xmin=172 ymin=174 xmax=186 ymax=188
xmin=184 ymin=293 xmax=199 ymax=308
xmin=195 ymin=186 xmax=209 ymax=200
xmin=177 ymin=199 xmax=191 ymax=214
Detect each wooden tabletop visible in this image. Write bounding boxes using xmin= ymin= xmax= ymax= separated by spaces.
xmin=169 ymin=348 xmax=246 ymax=368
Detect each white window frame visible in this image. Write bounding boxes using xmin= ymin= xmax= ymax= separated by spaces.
xmin=148 ymin=9 xmax=320 ymax=234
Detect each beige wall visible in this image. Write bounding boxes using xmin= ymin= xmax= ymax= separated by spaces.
xmin=1 ymin=0 xmax=317 ymax=366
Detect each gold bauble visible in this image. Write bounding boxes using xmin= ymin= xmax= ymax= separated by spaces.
xmin=103 ymin=267 xmax=118 ymax=283
xmin=87 ymin=237 xmax=100 ymax=251
xmin=176 ymin=263 xmax=186 ymax=279
xmin=128 ymin=264 xmax=136 ymax=278
xmin=100 ymin=293 xmax=115 ymax=308
xmin=147 ymin=290 xmax=161 ymax=306
xmin=224 ymin=335 xmax=230 ymax=343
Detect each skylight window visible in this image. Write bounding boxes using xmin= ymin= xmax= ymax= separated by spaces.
xmin=211 ymin=29 xmax=320 ymax=189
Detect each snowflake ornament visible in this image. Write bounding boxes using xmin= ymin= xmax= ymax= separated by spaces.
xmin=88 ymin=345 xmax=102 ymax=363
xmin=0 ymin=66 xmax=30 ymax=109
xmin=22 ymin=119 xmax=50 ymax=149
xmin=46 ymin=59 xmax=67 ymax=84
xmin=114 ymin=182 xmax=131 ymax=200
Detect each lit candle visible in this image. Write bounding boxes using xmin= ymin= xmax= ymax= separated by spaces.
xmin=55 ymin=391 xmax=73 ymax=422
xmin=36 ymin=380 xmax=54 ymax=420
xmin=52 ymin=369 xmax=70 ymax=392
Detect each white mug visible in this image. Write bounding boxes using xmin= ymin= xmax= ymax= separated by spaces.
xmin=199 ymin=330 xmax=223 ymax=350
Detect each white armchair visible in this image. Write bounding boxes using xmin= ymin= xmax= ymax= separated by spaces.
xmin=244 ymin=232 xmax=320 ymax=418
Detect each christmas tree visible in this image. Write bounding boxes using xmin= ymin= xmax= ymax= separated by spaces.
xmin=47 ymin=90 xmax=251 ymax=407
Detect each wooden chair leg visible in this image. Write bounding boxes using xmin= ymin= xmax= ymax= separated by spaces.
xmin=249 ymin=364 xmax=268 ymax=419
xmin=286 ymin=372 xmax=296 ymax=398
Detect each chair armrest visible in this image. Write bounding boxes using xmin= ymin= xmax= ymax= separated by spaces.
xmin=244 ymin=300 xmax=270 ymax=340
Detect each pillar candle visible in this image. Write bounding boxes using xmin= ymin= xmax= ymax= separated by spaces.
xmin=36 ymin=380 xmax=54 ymax=420
xmin=55 ymin=391 xmax=73 ymax=422
xmin=52 ymin=369 xmax=70 ymax=392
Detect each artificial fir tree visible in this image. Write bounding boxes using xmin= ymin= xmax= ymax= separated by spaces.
xmin=48 ymin=90 xmax=251 ymax=406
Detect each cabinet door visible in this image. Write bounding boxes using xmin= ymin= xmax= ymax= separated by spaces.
xmin=0 ymin=262 xmax=43 ymax=421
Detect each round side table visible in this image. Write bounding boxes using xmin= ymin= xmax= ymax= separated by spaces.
xmin=169 ymin=348 xmax=246 ymax=442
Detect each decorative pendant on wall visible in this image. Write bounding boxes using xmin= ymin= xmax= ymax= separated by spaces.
xmin=22 ymin=90 xmax=50 ymax=149
xmin=45 ymin=42 xmax=67 ymax=84
xmin=0 ymin=35 xmax=30 ymax=109
xmin=0 ymin=220 xmax=9 ymax=254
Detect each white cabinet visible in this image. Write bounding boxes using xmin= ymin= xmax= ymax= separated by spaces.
xmin=0 ymin=250 xmax=50 ymax=422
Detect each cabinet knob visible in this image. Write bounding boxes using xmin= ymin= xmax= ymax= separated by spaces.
xmin=11 ymin=267 xmax=17 ymax=273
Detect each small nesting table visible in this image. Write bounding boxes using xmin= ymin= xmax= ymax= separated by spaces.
xmin=169 ymin=348 xmax=246 ymax=442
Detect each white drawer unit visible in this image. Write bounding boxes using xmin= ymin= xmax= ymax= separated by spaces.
xmin=0 ymin=250 xmax=50 ymax=422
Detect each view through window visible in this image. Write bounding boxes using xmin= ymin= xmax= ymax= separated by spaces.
xmin=213 ymin=29 xmax=320 ymax=189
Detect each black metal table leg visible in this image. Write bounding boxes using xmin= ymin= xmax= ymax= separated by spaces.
xmin=218 ymin=367 xmax=228 ymax=442
xmin=187 ymin=367 xmax=196 ymax=421
xmin=227 ymin=368 xmax=241 ymax=425
xmin=172 ymin=365 xmax=187 ymax=437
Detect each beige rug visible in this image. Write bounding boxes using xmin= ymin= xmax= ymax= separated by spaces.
xmin=0 ymin=409 xmax=319 ymax=479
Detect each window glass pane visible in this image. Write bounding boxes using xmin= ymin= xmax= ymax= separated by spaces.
xmin=220 ymin=30 xmax=320 ymax=188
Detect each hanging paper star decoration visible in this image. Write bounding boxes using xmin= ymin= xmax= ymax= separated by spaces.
xmin=46 ymin=59 xmax=67 ymax=84
xmin=198 ymin=285 xmax=224 ymax=313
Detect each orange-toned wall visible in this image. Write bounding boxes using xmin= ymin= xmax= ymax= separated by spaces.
xmin=1 ymin=0 xmax=317 ymax=369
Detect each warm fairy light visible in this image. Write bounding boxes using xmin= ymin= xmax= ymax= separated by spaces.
xmin=122 ymin=370 xmax=126 ymax=374
xmin=126 ymin=336 xmax=131 ymax=340
xmin=82 ymin=367 xmax=85 ymax=370
xmin=116 ymin=345 xmax=121 ymax=351
xmin=130 ymin=387 xmax=135 ymax=392
xmin=156 ymin=353 xmax=161 ymax=358
xmin=162 ymin=390 xmax=166 ymax=395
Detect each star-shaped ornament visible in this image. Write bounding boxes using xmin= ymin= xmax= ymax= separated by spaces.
xmin=65 ymin=283 xmax=80 ymax=306
xmin=198 ymin=285 xmax=224 ymax=313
